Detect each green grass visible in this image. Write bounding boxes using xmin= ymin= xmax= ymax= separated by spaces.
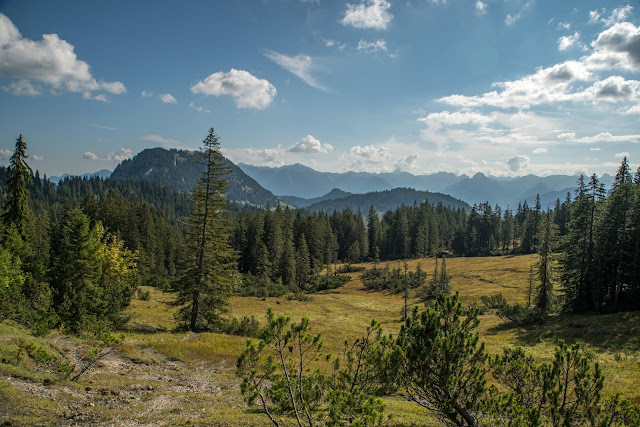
xmin=3 ymin=255 xmax=640 ymax=425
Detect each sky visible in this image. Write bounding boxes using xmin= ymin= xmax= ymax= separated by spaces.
xmin=0 ymin=0 xmax=638 ymax=178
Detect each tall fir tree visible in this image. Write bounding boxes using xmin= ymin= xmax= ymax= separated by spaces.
xmin=536 ymin=212 xmax=556 ymax=314
xmin=174 ymin=128 xmax=238 ymax=331
xmin=3 ymin=135 xmax=33 ymax=236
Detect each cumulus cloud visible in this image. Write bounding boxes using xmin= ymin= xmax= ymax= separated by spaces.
xmin=3 ymin=79 xmax=40 ymax=96
xmin=108 ymin=148 xmax=133 ymax=162
xmin=191 ymin=68 xmax=276 ymax=109
xmin=396 ymin=153 xmax=420 ymax=169
xmin=507 ymin=155 xmax=530 ymax=172
xmin=349 ymin=145 xmax=392 ymax=164
xmin=438 ymin=60 xmax=593 ymax=109
xmin=602 ymin=5 xmax=633 ymax=27
xmin=476 ymin=1 xmax=487 ymax=16
xmin=357 ymin=39 xmax=388 ymax=53
xmin=558 ymin=32 xmax=581 ymax=51
xmin=340 ymin=0 xmax=393 ymax=30
xmin=418 ymin=110 xmax=495 ymax=129
xmin=588 ymin=22 xmax=640 ymax=71
xmin=84 ymin=148 xmax=133 ymax=162
xmin=141 ymin=90 xmax=153 ymax=97
xmin=0 ymin=148 xmax=12 ymax=160
xmin=557 ymin=22 xmax=571 ymax=30
xmin=264 ymin=50 xmax=327 ymax=91
xmin=623 ymin=104 xmax=640 ymax=114
xmin=0 ymin=13 xmax=125 ymax=100
xmin=287 ymin=135 xmax=333 ymax=153
xmin=225 ymin=146 xmax=286 ymax=167
xmin=188 ymin=102 xmax=210 ymax=113
xmin=141 ymin=134 xmax=185 ymax=149
xmin=160 ymin=93 xmax=176 ymax=104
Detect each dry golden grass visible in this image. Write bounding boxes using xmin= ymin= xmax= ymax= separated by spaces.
xmin=3 ymin=255 xmax=638 ymax=425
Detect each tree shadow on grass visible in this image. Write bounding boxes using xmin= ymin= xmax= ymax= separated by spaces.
xmin=487 ymin=311 xmax=640 ymax=353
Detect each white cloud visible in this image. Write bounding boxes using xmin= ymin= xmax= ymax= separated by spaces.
xmin=141 ymin=134 xmax=185 ymax=149
xmin=264 ymin=50 xmax=327 ymax=91
xmin=108 ymin=148 xmax=133 ymax=162
xmin=557 ymin=22 xmax=571 ymax=30
xmin=141 ymin=90 xmax=153 ymax=97
xmin=438 ymin=60 xmax=595 ymax=109
xmin=288 ymin=135 xmax=333 ymax=153
xmin=588 ymin=22 xmax=640 ymax=71
xmin=349 ymin=145 xmax=392 ymax=164
xmin=418 ymin=110 xmax=495 ymax=129
xmin=475 ymin=1 xmax=487 ymax=16
xmin=623 ymin=104 xmax=640 ymax=114
xmin=507 ymin=155 xmax=530 ymax=172
xmin=589 ymin=147 xmax=601 ymax=151
xmin=532 ymin=148 xmax=548 ymax=154
xmin=160 ymin=93 xmax=176 ymax=104
xmin=3 ymin=79 xmax=40 ymax=96
xmin=191 ymin=68 xmax=276 ymax=109
xmin=0 ymin=148 xmax=12 ymax=160
xmin=396 ymin=153 xmax=420 ymax=169
xmin=505 ymin=1 xmax=533 ymax=26
xmin=340 ymin=0 xmax=393 ymax=30
xmin=84 ymin=148 xmax=133 ymax=162
xmin=615 ymin=151 xmax=630 ymax=158
xmin=558 ymin=32 xmax=581 ymax=51
xmin=188 ymin=102 xmax=210 ymax=113
xmin=92 ymin=93 xmax=109 ymax=102
xmin=89 ymin=124 xmax=118 ymax=130
xmin=558 ymin=132 xmax=640 ymax=144
xmin=602 ymin=5 xmax=633 ymax=27
xmin=31 ymin=155 xmax=43 ymax=161
xmin=589 ymin=10 xmax=602 ymax=24
xmin=357 ymin=39 xmax=388 ymax=53
xmin=225 ymin=146 xmax=286 ymax=167
xmin=0 ymin=13 xmax=125 ymax=100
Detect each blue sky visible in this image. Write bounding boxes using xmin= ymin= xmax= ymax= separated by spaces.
xmin=0 ymin=0 xmax=638 ymax=177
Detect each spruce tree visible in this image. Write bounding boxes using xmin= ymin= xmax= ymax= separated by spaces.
xmin=175 ymin=128 xmax=238 ymax=331
xmin=3 ymin=135 xmax=33 ymax=236
xmin=535 ymin=212 xmax=556 ymax=314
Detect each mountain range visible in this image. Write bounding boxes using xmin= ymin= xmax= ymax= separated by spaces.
xmin=46 ymin=148 xmax=616 ymax=213
xmin=239 ymin=163 xmax=614 ymax=210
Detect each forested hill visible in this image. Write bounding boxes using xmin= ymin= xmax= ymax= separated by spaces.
xmin=111 ymin=147 xmax=280 ymax=207
xmin=305 ymin=187 xmax=471 ymax=213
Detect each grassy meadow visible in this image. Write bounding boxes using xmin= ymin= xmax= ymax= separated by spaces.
xmin=2 ymin=254 xmax=640 ymax=425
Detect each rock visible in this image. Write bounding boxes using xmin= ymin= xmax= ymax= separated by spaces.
xmin=85 ymin=386 xmax=92 ymax=391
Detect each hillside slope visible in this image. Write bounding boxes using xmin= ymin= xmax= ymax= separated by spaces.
xmin=111 ymin=148 xmax=280 ymax=207
xmin=305 ymin=187 xmax=471 ymax=213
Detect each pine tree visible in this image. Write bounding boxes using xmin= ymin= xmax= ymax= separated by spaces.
xmin=3 ymin=135 xmax=33 ymax=236
xmin=174 ymin=128 xmax=238 ymax=331
xmin=295 ymin=234 xmax=311 ymax=290
xmin=536 ymin=212 xmax=556 ymax=314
